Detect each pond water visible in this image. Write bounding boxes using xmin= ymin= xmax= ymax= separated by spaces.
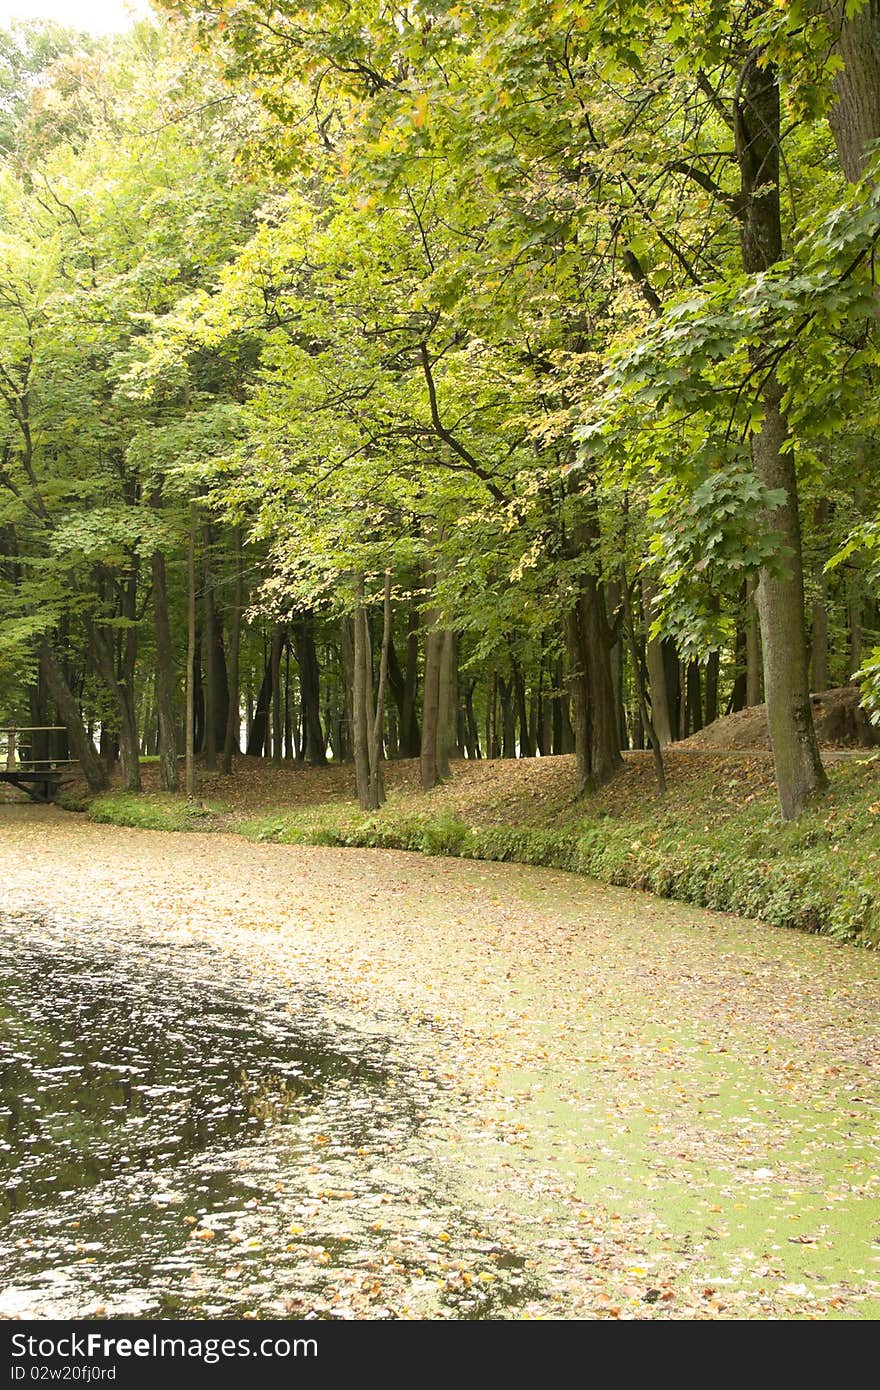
xmin=0 ymin=913 xmax=535 ymax=1319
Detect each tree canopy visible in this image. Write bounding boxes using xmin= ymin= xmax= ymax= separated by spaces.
xmin=0 ymin=0 xmax=878 ymax=819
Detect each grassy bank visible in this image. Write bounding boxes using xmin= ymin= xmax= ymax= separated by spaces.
xmin=83 ymin=749 xmax=880 ymax=947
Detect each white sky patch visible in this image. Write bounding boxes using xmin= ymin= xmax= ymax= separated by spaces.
xmin=0 ymin=0 xmax=153 ymax=35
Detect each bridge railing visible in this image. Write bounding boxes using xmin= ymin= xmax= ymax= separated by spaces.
xmin=0 ymin=727 xmax=79 ymax=772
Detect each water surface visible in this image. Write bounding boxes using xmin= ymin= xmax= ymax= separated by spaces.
xmin=0 ymin=914 xmax=533 ymax=1318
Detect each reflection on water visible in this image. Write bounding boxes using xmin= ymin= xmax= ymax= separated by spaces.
xmin=0 ymin=915 xmax=538 ymax=1319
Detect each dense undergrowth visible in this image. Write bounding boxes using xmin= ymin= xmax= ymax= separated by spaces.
xmin=84 ymin=752 xmax=880 ymax=946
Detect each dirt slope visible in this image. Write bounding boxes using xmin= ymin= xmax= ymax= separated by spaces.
xmin=678 ymin=686 xmax=879 ymax=752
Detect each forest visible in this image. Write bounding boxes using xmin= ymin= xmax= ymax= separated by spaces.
xmin=1 ymin=0 xmax=880 ymax=1330
xmin=1 ymin=0 xmax=879 ymax=825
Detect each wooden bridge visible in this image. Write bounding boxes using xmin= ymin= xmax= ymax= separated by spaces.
xmin=0 ymin=727 xmax=77 ymax=803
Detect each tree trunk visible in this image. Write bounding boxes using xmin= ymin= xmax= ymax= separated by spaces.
xmin=488 ymin=670 xmax=498 ymax=758
xmin=704 ymin=650 xmax=720 ymax=727
xmin=550 ymin=657 xmax=573 ymax=754
xmin=642 ymin=579 xmax=675 ymax=745
xmin=386 ymin=703 xmax=399 ymax=759
xmin=222 ymin=525 xmax=243 ymax=774
xmin=464 ymin=681 xmax=481 ymax=759
xmin=620 ymin=569 xmax=666 ymax=793
xmin=561 ymin=478 xmax=625 ymax=789
xmin=827 ymin=0 xmax=880 ymax=182
xmin=246 ymin=657 xmax=272 ymax=757
xmin=745 ymin=574 xmax=762 ymax=706
xmin=436 ymin=629 xmax=455 ymax=777
xmin=420 ymin=619 xmax=443 ymax=790
xmin=185 ymin=501 xmax=196 ymax=797
xmin=811 ymin=595 xmax=829 ymax=693
xmin=139 ymin=679 xmax=154 ymax=756
xmin=811 ymin=497 xmax=831 ymax=693
xmin=192 ymin=625 xmax=204 ymax=755
xmin=339 ymin=619 xmax=355 ymax=763
xmin=27 ymin=675 xmax=50 ymax=767
xmin=685 ymin=660 xmax=703 ymax=736
xmin=400 ymin=605 xmax=421 ymax=757
xmin=86 ymin=617 xmax=141 ymax=793
xmin=736 ymin=52 xmax=826 ymax=818
xmin=606 ymin=577 xmax=626 ymax=748
xmin=498 ymin=674 xmax=517 ymax=758
xmin=270 ymin=626 xmax=284 ymax=767
xmin=512 ymin=658 xmax=533 ymax=758
xmin=387 ymin=637 xmax=406 ymax=748
xmin=284 ymin=644 xmax=294 ymax=760
xmin=350 ymin=600 xmax=372 ymax=809
xmin=151 ymin=549 xmax=180 ymax=791
xmin=730 ymin=582 xmax=748 ymax=712
xmin=292 ymin=615 xmax=326 ymax=765
xmin=849 ymin=581 xmax=863 ymax=677
xmin=367 ymin=571 xmax=392 ymax=808
xmin=202 ymin=528 xmax=218 ymax=773
xmin=564 ymin=576 xmax=623 ymax=793
xmin=38 ymin=638 xmax=108 ymax=792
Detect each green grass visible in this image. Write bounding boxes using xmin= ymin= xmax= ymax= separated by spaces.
xmin=85 ymin=757 xmax=880 ymax=946
xmin=89 ymin=793 xmax=221 ymax=832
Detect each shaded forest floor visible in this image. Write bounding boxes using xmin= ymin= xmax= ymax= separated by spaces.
xmin=77 ymin=736 xmax=880 ymax=947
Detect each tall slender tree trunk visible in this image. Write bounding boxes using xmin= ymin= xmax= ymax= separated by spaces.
xmin=606 ymin=577 xmax=626 ymax=748
xmin=488 ymin=670 xmax=498 ymax=758
xmin=563 ymin=481 xmax=623 ymax=792
xmin=620 ymin=569 xmax=666 ymax=793
xmin=292 ymin=615 xmax=326 ymax=765
xmin=685 ymin=660 xmax=703 ymax=736
xmin=735 ymin=52 xmax=826 ymax=818
xmin=202 ymin=527 xmax=218 ymax=773
xmin=400 ymin=606 xmax=421 ymax=757
xmin=704 ymin=650 xmax=720 ymax=727
xmin=811 ymin=597 xmax=829 ymax=693
xmin=386 ymin=639 xmax=406 ymax=751
xmin=151 ymin=548 xmax=179 ymax=791
xmin=436 ymin=629 xmax=455 ymax=777
xmin=350 ymin=597 xmax=372 ymax=809
xmin=38 ymin=638 xmax=107 ymax=792
xmin=246 ymin=657 xmax=272 ymax=756
xmin=367 ymin=571 xmax=392 ymax=809
xmin=730 ymin=582 xmax=748 ymax=712
xmin=185 ymin=501 xmax=196 ymax=798
xmin=420 ymin=618 xmax=443 ymax=790
xmin=564 ymin=578 xmax=622 ymax=792
xmin=140 ymin=679 xmax=154 ymax=756
xmin=270 ymin=627 xmax=284 ymax=767
xmin=528 ymin=680 xmax=539 ymax=757
xmin=811 ymin=498 xmax=831 ymax=693
xmin=745 ymin=574 xmax=762 ymax=706
xmin=512 ymin=657 xmax=533 ymax=758
xmin=339 ymin=616 xmax=355 ymax=764
xmin=192 ymin=626 xmax=204 ymax=755
xmin=849 ymin=580 xmax=863 ymax=678
xmin=28 ymin=675 xmax=49 ymax=766
xmin=223 ymin=526 xmax=243 ymax=774
xmin=284 ymin=644 xmax=294 ymax=760
xmin=498 ymin=674 xmax=517 ymax=758
xmin=464 ymin=681 xmax=482 ymax=759
xmin=642 ymin=579 xmax=674 ymax=745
